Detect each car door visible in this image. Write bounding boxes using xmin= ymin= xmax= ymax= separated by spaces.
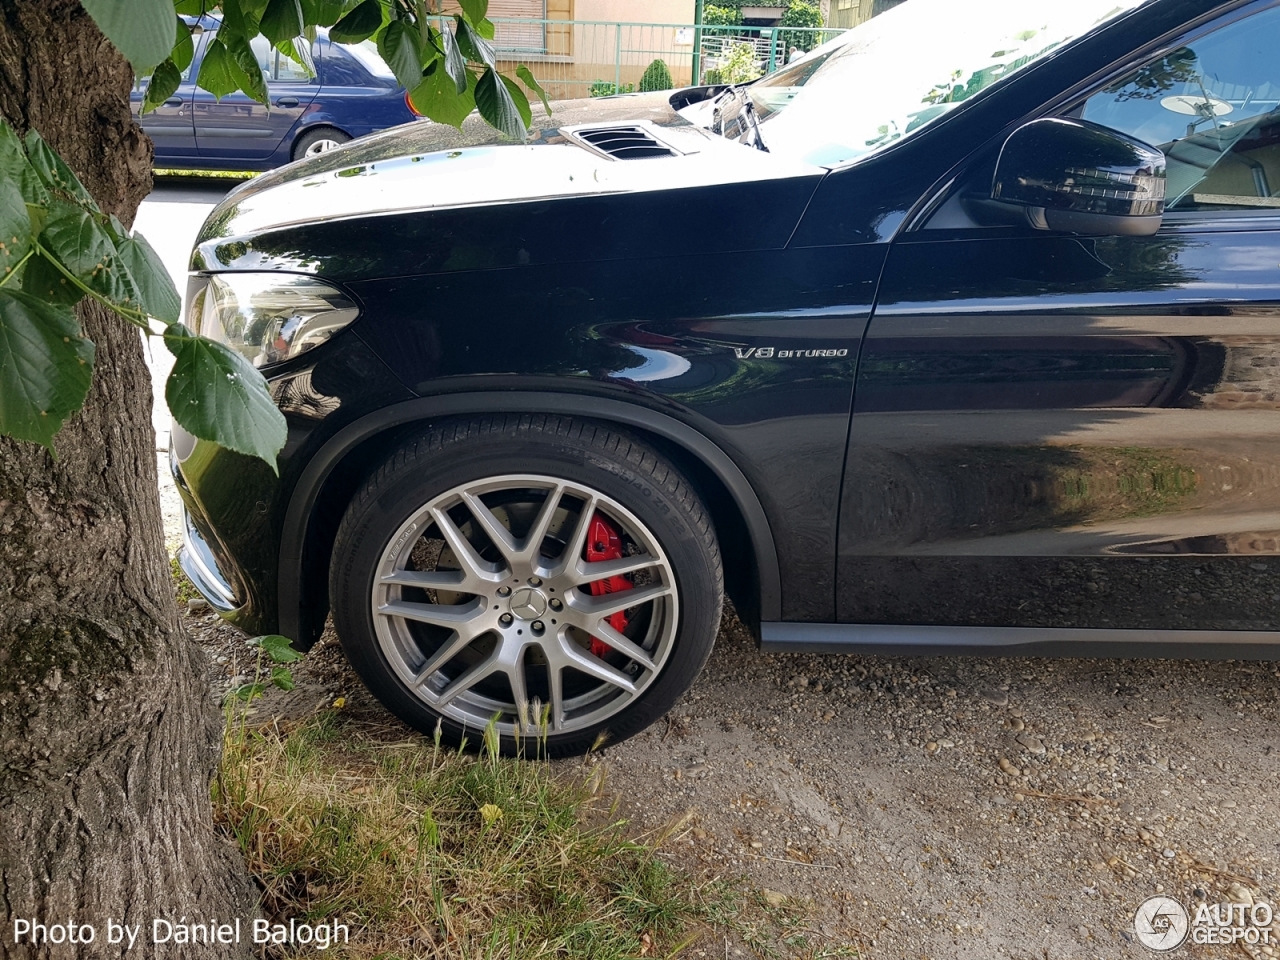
xmin=193 ymin=34 xmax=318 ymax=162
xmin=838 ymin=1 xmax=1280 ymax=641
xmin=130 ymin=32 xmax=202 ymax=161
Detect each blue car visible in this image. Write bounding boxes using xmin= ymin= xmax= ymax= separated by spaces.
xmin=133 ymin=18 xmax=422 ymax=171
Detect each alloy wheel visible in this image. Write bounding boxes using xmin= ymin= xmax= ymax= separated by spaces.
xmin=304 ymin=138 xmax=343 ymax=156
xmin=370 ymin=474 xmax=679 ymax=737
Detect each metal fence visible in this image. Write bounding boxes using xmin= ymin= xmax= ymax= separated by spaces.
xmin=483 ymin=19 xmax=848 ymax=101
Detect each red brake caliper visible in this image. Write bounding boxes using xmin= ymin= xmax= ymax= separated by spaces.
xmin=584 ymin=512 xmax=633 ymax=658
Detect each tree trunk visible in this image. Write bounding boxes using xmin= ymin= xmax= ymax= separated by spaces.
xmin=0 ymin=3 xmax=255 ymax=956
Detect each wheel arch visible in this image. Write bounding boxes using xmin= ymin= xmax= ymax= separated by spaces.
xmin=279 ymin=393 xmax=781 ymax=649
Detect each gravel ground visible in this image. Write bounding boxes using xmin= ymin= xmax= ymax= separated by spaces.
xmin=163 ymin=465 xmax=1280 ymax=959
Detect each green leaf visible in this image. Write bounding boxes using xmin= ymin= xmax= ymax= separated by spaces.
xmin=0 ymin=288 xmax=94 ymax=449
xmin=437 ymin=23 xmax=467 ymax=94
xmin=116 ymin=232 xmax=181 ymax=324
xmin=250 ymin=634 xmax=304 ymax=663
xmin=407 ymin=62 xmax=476 ymax=128
xmin=39 ymin=201 xmax=117 ymax=287
xmin=197 ymin=39 xmax=242 ymax=100
xmin=260 ymin=0 xmax=305 ymax=45
xmin=163 ymin=325 xmax=287 ymax=469
xmin=454 ymin=16 xmax=495 ymax=68
xmin=377 ymin=20 xmax=425 ymax=91
xmin=0 ymin=179 xmax=32 ymax=284
xmin=37 ymin=200 xmax=148 ymax=316
xmin=474 ymin=17 xmax=495 ymax=41
xmin=172 ymin=17 xmax=196 ymax=75
xmin=81 ymin=0 xmax=175 ymax=73
xmin=18 ymin=253 xmax=83 ymax=307
xmin=500 ymin=74 xmax=532 ymax=129
xmin=24 ymin=130 xmax=98 ymax=212
xmin=141 ymin=59 xmax=183 ymax=116
xmin=0 ymin=123 xmax=49 ymax=210
xmin=475 ymin=68 xmax=526 ymax=139
xmin=174 ymin=0 xmax=206 ymax=13
xmin=329 ymin=0 xmax=383 ymax=44
xmin=232 ymin=681 xmax=268 ymax=702
xmin=270 ymin=665 xmax=296 ymax=690
xmin=458 ymin=0 xmax=488 ymax=24
xmin=516 ymin=64 xmax=551 ymax=115
xmin=221 ymin=30 xmax=270 ymax=105
xmin=221 ymin=0 xmax=265 ymax=37
xmin=300 ymin=0 xmax=351 ymax=27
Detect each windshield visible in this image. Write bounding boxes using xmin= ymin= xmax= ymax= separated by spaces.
xmin=749 ymin=0 xmax=1153 ymax=166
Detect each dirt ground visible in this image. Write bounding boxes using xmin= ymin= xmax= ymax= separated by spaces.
xmin=162 ymin=458 xmax=1280 ymax=960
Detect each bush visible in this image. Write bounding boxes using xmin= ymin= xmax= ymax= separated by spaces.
xmin=703 ymin=3 xmax=742 ymax=26
xmin=638 ymin=59 xmax=673 ymax=92
xmin=780 ymin=0 xmax=825 ymax=53
xmin=716 ymin=41 xmax=763 ymax=84
xmin=703 ymin=67 xmax=724 ymax=85
xmin=589 ymin=79 xmax=634 ymax=97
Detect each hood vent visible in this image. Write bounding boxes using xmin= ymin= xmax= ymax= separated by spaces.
xmin=571 ymin=125 xmax=680 ymax=160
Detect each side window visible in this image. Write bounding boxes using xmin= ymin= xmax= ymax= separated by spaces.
xmin=1074 ymin=4 xmax=1280 ymax=212
xmin=249 ymin=35 xmax=273 ymax=77
xmin=273 ymin=45 xmax=313 ymax=83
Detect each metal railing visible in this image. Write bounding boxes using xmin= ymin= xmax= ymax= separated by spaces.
xmin=483 ymin=19 xmax=849 ymax=101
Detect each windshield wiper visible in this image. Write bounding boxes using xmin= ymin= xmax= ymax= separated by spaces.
xmin=712 ymin=85 xmax=768 ymax=152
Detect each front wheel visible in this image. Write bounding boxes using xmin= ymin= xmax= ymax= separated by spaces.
xmin=329 ymin=416 xmax=723 ymax=756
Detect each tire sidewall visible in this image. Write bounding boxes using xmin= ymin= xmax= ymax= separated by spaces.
xmin=331 ymin=428 xmax=721 ymax=757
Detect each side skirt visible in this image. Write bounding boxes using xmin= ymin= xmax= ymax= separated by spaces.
xmin=760 ymin=622 xmax=1280 ymax=660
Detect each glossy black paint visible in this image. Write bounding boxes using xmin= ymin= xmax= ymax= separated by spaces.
xmin=173 ymin=0 xmax=1280 ymax=656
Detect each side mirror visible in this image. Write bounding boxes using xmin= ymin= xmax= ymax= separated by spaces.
xmin=984 ymin=117 xmax=1166 ymax=236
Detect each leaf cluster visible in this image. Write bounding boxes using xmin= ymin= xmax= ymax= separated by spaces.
xmin=106 ymin=0 xmax=550 ymax=141
xmin=0 ymin=121 xmax=282 ymax=462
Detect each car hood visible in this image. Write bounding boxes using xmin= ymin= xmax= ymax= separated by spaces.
xmin=194 ymin=91 xmax=824 ymax=249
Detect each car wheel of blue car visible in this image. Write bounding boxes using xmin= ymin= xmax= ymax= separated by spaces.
xmin=292 ymin=126 xmax=350 ymax=162
xmin=328 ymin=416 xmax=725 ymax=757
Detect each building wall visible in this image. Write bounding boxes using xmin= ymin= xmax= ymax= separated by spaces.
xmin=576 ymin=0 xmax=695 ymax=24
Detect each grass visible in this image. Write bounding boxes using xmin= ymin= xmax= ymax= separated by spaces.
xmin=214 ymin=707 xmax=817 ymax=959
xmin=170 ymin=556 xmax=199 ymax=605
xmin=154 ymin=167 xmax=257 ymax=180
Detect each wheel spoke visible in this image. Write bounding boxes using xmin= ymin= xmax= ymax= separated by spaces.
xmin=431 ymin=507 xmax=506 ymax=584
xmin=434 ymin=648 xmax=502 ymax=707
xmin=379 ymin=596 xmax=486 ymax=630
xmin=411 ymin=630 xmax=479 ymax=686
xmin=521 ymin=483 xmax=565 ymax=564
xmin=555 ymin=633 xmax=638 ymax=695
xmin=460 ymin=491 xmax=520 ymax=560
xmin=506 ymin=653 xmax=530 ymax=731
xmin=571 ymin=582 xmax=671 ymax=620
xmin=380 ymin=569 xmax=467 ymax=590
xmin=582 ymin=619 xmax=657 ymax=673
xmin=547 ymin=494 xmax=597 ymax=577
xmin=547 ymin=665 xmax=565 ymax=732
xmin=573 ymin=552 xmax=661 ymax=586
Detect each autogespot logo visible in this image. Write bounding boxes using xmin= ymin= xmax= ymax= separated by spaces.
xmin=1134 ymin=896 xmax=1190 ymax=951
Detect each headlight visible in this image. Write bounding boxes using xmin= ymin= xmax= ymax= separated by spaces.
xmin=187 ymin=273 xmax=360 ymax=368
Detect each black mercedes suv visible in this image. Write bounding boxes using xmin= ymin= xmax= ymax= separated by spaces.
xmin=174 ymin=0 xmax=1280 ymax=754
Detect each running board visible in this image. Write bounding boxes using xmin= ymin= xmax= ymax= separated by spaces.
xmin=760 ymin=622 xmax=1280 ymax=659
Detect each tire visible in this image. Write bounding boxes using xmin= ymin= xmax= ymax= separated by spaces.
xmin=330 ymin=415 xmax=724 ymax=757
xmin=291 ymin=126 xmax=351 ymax=162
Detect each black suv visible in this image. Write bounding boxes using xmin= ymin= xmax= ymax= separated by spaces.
xmin=175 ymin=0 xmax=1280 ymax=754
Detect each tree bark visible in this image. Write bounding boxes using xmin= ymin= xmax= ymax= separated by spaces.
xmin=0 ymin=3 xmax=254 ymax=956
